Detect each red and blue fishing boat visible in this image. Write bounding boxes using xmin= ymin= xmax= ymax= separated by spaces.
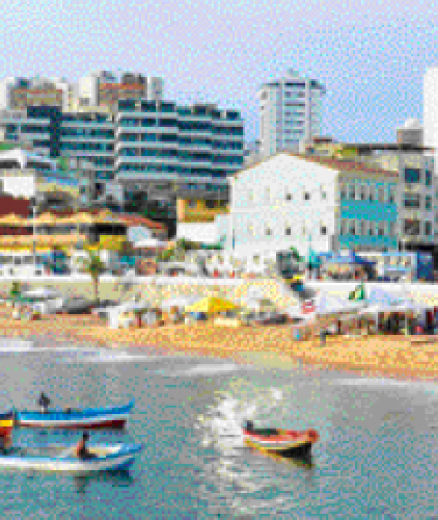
xmin=0 ymin=410 xmax=14 ymax=438
xmin=15 ymin=401 xmax=134 ymax=430
xmin=242 ymin=420 xmax=319 ymax=459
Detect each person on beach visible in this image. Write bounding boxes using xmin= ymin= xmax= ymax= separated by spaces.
xmin=38 ymin=392 xmax=51 ymax=413
xmin=75 ymin=432 xmax=97 ymax=460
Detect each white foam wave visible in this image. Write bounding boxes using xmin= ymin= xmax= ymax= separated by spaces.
xmin=158 ymin=362 xmax=245 ymax=377
xmin=334 ymin=377 xmax=438 ymax=394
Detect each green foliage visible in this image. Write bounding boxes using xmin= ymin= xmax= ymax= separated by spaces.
xmin=81 ymin=250 xmax=106 ymax=301
xmin=10 ymin=281 xmax=21 ymax=297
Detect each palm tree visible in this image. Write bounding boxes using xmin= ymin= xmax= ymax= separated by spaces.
xmin=81 ymin=249 xmax=106 ymax=303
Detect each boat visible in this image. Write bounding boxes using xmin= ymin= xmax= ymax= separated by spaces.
xmin=0 ymin=410 xmax=14 ymax=437
xmin=15 ymin=401 xmax=134 ymax=429
xmin=0 ymin=443 xmax=143 ymax=474
xmin=242 ymin=420 xmax=319 ymax=459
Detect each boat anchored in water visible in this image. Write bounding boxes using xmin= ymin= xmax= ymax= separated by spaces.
xmin=15 ymin=400 xmax=134 ymax=430
xmin=0 ymin=442 xmax=143 ymax=474
xmin=242 ymin=420 xmax=319 ymax=459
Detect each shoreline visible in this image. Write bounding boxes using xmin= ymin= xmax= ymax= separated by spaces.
xmin=0 ymin=307 xmax=438 ymax=382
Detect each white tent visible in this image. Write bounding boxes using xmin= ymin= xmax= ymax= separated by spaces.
xmin=161 ymin=296 xmax=200 ymax=310
xmin=134 ymin=238 xmax=167 ymax=249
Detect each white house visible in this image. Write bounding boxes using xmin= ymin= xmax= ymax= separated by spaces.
xmin=226 ymin=152 xmax=399 ymax=259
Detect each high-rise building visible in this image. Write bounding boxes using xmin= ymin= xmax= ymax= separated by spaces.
xmin=257 ymin=69 xmax=325 ymax=157
xmin=424 ymin=67 xmax=438 ymax=150
xmin=0 ymin=77 xmax=73 ymax=112
xmin=76 ymin=71 xmax=163 ymax=111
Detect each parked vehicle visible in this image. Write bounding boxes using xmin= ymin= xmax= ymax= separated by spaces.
xmin=20 ymin=286 xmax=64 ymax=314
xmin=60 ymin=297 xmax=96 ymax=315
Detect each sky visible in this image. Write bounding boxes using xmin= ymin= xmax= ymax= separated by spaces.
xmin=1 ymin=0 xmax=438 ymax=144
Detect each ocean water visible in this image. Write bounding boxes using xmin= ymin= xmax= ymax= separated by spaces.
xmin=0 ymin=337 xmax=437 ymax=519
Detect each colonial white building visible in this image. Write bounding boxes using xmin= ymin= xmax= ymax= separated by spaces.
xmin=225 ymin=153 xmax=400 ymax=258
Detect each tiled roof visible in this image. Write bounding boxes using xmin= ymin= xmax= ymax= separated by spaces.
xmin=288 ymin=153 xmax=398 ymax=178
xmin=117 ymin=213 xmax=166 ymax=229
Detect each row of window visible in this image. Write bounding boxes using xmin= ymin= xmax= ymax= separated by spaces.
xmin=340 ymin=183 xmax=396 ymax=203
xmin=340 ymin=219 xmax=396 ymax=237
xmin=117 ymin=164 xmax=228 ymax=178
xmin=404 ymin=168 xmax=432 ymax=185
xmin=117 ymin=133 xmax=243 ymax=149
xmin=61 ymin=129 xmax=114 ymax=139
xmin=247 ymin=186 xmax=327 ymax=203
xmin=118 ymin=148 xmax=242 ymax=163
xmin=246 ymin=224 xmax=328 ymax=237
xmin=404 ymin=193 xmax=433 ymax=209
xmin=60 ymin=143 xmax=114 ymax=151
xmin=402 ymin=219 xmax=433 ymax=236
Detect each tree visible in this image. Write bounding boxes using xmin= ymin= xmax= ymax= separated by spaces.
xmin=81 ymin=249 xmax=106 ymax=302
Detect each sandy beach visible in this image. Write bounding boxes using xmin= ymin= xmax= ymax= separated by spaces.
xmin=0 ymin=305 xmax=437 ymax=381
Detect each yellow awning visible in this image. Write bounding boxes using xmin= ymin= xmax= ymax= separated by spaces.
xmin=0 ymin=213 xmax=28 ymax=226
xmin=184 ymin=296 xmax=239 ymax=314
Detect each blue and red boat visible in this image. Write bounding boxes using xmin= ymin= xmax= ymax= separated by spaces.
xmin=242 ymin=420 xmax=319 ymax=459
xmin=0 ymin=410 xmax=14 ymax=438
xmin=15 ymin=401 xmax=134 ymax=430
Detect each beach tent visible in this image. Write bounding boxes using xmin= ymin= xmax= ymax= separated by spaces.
xmin=184 ymin=296 xmax=239 ymax=314
xmin=161 ymin=295 xmax=201 ymax=310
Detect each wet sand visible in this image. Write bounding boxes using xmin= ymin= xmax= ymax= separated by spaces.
xmin=0 ymin=305 xmax=438 ymax=381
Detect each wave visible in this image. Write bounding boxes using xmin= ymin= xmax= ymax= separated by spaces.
xmin=333 ymin=377 xmax=438 ymax=394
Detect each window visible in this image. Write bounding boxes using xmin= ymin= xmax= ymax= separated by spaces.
xmin=425 ymin=221 xmax=432 ymax=236
xmin=265 ymin=227 xmax=272 ymax=236
xmin=265 ymin=187 xmax=270 ymax=203
xmin=340 ymin=220 xmax=347 ymax=235
xmin=285 ymin=226 xmax=291 ymax=236
xmin=349 ymin=184 xmax=355 ymax=200
xmin=389 ymin=185 xmax=396 ymax=203
xmin=321 ymin=189 xmax=327 ymax=200
xmin=404 ymin=193 xmax=420 ymax=208
xmin=349 ymin=220 xmax=356 ymax=235
xmin=360 ymin=185 xmax=367 ymax=201
xmin=369 ymin=186 xmax=374 ymax=202
xmin=320 ymin=225 xmax=327 ymax=235
xmin=304 ymin=192 xmax=310 ymax=200
xmin=378 ymin=186 xmax=385 ymax=203
xmin=248 ymin=224 xmax=254 ymax=236
xmin=340 ymin=184 xmax=347 ymax=200
xmin=426 ymin=169 xmax=432 ymax=186
xmin=378 ymin=222 xmax=385 ymax=236
xmin=248 ymin=190 xmax=254 ymax=202
xmin=404 ymin=219 xmax=420 ymax=235
xmin=405 ymin=168 xmax=421 ymax=183
xmin=426 ymin=195 xmax=432 ymax=210
xmin=286 ymin=192 xmax=292 ymax=201
xmin=368 ymin=223 xmax=374 ymax=236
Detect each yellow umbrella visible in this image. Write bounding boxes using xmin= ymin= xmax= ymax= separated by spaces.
xmin=0 ymin=213 xmax=28 ymax=226
xmin=33 ymin=212 xmax=59 ymax=226
xmin=184 ymin=296 xmax=240 ymax=314
xmin=58 ymin=212 xmax=96 ymax=225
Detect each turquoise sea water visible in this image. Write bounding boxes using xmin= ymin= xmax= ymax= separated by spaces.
xmin=0 ymin=337 xmax=437 ymax=518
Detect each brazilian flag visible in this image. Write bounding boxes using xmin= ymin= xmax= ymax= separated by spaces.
xmin=349 ymin=283 xmax=365 ymax=301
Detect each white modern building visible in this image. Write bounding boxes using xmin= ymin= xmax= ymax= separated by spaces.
xmin=257 ymin=69 xmax=325 ymax=157
xmin=223 ymin=153 xmax=399 ymax=258
xmin=424 ymin=66 xmax=438 ymax=150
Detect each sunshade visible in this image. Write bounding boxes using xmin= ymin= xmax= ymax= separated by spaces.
xmin=184 ymin=296 xmax=240 ymax=314
xmin=32 ymin=212 xmax=59 ymax=226
xmin=0 ymin=213 xmax=28 ymax=226
xmin=161 ymin=296 xmax=200 ymax=310
xmin=134 ymin=238 xmax=167 ymax=248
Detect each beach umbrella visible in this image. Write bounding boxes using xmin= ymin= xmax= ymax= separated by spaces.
xmin=134 ymin=238 xmax=167 ymax=249
xmin=161 ymin=296 xmax=201 ymax=311
xmin=0 ymin=213 xmax=28 ymax=226
xmin=184 ymin=296 xmax=240 ymax=314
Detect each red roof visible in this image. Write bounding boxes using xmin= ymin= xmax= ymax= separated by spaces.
xmin=0 ymin=196 xmax=30 ymax=217
xmin=288 ymin=153 xmax=398 ymax=178
xmin=117 ymin=213 xmax=166 ymax=230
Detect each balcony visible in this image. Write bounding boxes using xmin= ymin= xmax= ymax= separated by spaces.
xmin=60 ymin=121 xmax=114 ymax=130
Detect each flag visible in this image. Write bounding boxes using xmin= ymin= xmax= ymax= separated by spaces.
xmin=349 ymin=283 xmax=365 ymax=301
xmin=302 ymin=299 xmax=315 ymax=314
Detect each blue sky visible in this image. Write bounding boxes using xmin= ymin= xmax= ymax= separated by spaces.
xmin=1 ymin=0 xmax=437 ymax=144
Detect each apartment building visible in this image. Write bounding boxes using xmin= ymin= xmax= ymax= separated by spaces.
xmin=257 ymin=69 xmax=325 ymax=157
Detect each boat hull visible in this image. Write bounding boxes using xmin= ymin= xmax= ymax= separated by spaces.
xmin=0 ymin=411 xmax=14 ymax=438
xmin=243 ymin=428 xmax=319 ymax=459
xmin=15 ymin=401 xmax=134 ymax=430
xmin=0 ymin=443 xmax=142 ymax=475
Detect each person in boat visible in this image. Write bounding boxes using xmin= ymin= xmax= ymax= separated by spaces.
xmin=38 ymin=392 xmax=51 ymax=414
xmin=75 ymin=432 xmax=97 ymax=460
xmin=0 ymin=435 xmax=13 ymax=455
xmin=243 ymin=420 xmax=254 ymax=432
